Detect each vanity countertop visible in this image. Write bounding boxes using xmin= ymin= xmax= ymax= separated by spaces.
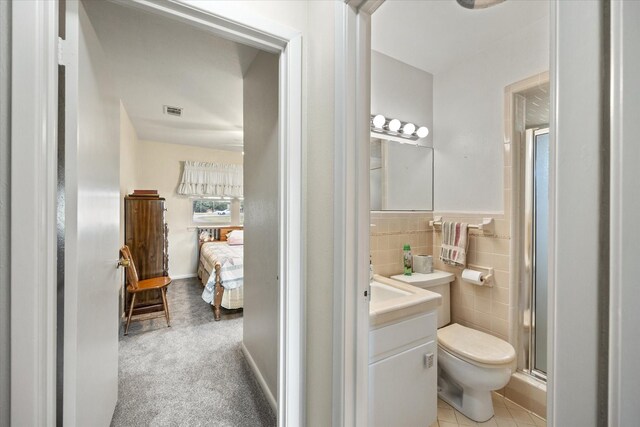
xmin=369 ymin=274 xmax=441 ymax=327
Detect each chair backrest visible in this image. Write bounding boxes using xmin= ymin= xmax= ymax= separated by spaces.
xmin=120 ymin=245 xmax=139 ymax=290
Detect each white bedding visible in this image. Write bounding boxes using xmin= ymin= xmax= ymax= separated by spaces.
xmin=201 ymin=242 xmax=244 ymax=305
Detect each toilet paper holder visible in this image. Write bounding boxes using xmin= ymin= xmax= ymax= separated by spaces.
xmin=466 ymin=263 xmax=494 ymax=286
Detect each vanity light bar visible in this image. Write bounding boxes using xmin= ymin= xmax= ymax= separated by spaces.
xmin=370 ymin=114 xmax=429 ymax=141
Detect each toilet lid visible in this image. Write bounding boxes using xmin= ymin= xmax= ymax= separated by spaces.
xmin=438 ymin=323 xmax=516 ymax=365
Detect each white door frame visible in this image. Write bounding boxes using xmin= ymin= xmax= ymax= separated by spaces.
xmin=10 ymin=0 xmax=304 ymax=425
xmin=333 ymin=1 xmax=382 ymax=425
xmin=10 ymin=0 xmax=59 ymax=425
xmin=608 ymin=1 xmax=640 ymax=425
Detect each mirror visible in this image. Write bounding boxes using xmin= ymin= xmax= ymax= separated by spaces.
xmin=370 ymin=138 xmax=434 ymax=211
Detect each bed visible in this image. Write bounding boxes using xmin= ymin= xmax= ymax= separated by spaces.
xmin=197 ymin=226 xmax=244 ymax=320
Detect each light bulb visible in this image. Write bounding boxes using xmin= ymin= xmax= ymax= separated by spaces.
xmin=388 ymin=119 xmax=401 ymax=132
xmin=416 ymin=126 xmax=429 ymax=138
xmin=402 ymin=122 xmax=416 ymax=135
xmin=372 ymin=114 xmax=386 ymax=129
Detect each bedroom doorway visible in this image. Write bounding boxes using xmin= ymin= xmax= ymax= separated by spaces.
xmin=79 ymin=1 xmax=287 ymax=424
xmin=10 ymin=0 xmax=303 ymax=425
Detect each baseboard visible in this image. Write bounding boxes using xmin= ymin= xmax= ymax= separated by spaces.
xmin=241 ymin=342 xmax=277 ymax=414
xmin=171 ymin=273 xmax=197 ymax=280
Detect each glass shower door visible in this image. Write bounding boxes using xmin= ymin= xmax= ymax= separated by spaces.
xmin=532 ymin=129 xmax=549 ymax=376
xmin=523 ymin=127 xmax=549 ymax=380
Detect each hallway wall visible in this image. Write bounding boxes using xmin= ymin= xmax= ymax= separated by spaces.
xmin=0 ymin=0 xmax=11 ymax=423
xmin=242 ymin=50 xmax=280 ymax=404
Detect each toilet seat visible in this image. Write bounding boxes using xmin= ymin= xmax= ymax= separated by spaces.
xmin=438 ymin=323 xmax=515 ymax=367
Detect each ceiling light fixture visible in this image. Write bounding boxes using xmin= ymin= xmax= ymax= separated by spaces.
xmin=370 ymin=114 xmax=430 ymax=141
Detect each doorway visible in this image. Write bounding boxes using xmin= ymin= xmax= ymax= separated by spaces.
xmin=10 ymin=0 xmax=303 ymax=425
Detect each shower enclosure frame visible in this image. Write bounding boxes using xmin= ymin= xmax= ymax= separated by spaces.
xmin=504 ymin=71 xmax=549 ymax=387
xmin=524 ymin=127 xmax=549 ymax=383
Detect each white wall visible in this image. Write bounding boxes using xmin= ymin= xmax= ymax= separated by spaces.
xmin=134 ymin=139 xmax=243 ymax=278
xmin=433 ymin=16 xmax=549 ymax=212
xmin=0 ymin=0 xmax=11 ymax=423
xmin=242 ymin=50 xmax=280 ymax=401
xmin=372 ymin=50 xmax=433 ymax=146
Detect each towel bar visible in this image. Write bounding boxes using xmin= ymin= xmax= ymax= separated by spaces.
xmin=428 ymin=216 xmax=494 ymax=233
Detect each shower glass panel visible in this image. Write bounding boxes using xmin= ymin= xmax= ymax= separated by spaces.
xmin=533 ymin=129 xmax=549 ymax=375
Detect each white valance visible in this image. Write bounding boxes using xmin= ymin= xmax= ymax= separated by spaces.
xmin=177 ymin=161 xmax=243 ymax=197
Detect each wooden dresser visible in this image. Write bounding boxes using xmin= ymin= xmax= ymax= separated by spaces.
xmin=124 ymin=194 xmax=169 ymax=315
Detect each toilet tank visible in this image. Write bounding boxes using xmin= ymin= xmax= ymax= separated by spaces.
xmin=390 ymin=271 xmax=454 ymax=328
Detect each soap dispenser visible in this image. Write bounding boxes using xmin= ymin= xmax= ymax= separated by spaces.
xmin=403 ymin=244 xmax=412 ymax=276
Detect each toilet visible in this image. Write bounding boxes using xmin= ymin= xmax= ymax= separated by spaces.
xmin=390 ymin=271 xmax=516 ymax=422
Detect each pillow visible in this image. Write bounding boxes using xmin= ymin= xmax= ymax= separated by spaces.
xmin=227 ymin=230 xmax=243 ymax=245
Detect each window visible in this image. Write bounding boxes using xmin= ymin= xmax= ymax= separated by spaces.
xmin=192 ymin=198 xmax=244 ymax=225
xmin=192 ymin=199 xmax=232 ymax=225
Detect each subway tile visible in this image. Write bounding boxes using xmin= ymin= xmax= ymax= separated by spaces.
xmin=474 ymin=284 xmax=493 ymax=299
xmin=474 ymin=252 xmax=510 ymax=271
xmin=492 ymin=318 xmax=509 ymax=338
xmin=370 ymin=236 xmax=379 ymax=251
xmin=494 ymin=219 xmax=510 ymax=237
xmin=492 ymin=301 xmax=509 ymax=320
xmin=371 ymin=250 xmax=383 ymax=266
xmin=475 ymin=310 xmax=493 ymax=330
xmin=475 ymin=297 xmax=492 ymax=314
xmin=493 ymin=270 xmax=510 ymax=288
xmin=460 ymin=292 xmax=475 ymax=309
xmin=473 ymin=237 xmax=510 ymax=255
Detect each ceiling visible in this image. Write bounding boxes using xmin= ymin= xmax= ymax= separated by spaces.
xmin=372 ymin=0 xmax=549 ymax=75
xmin=84 ymin=1 xmax=259 ymax=151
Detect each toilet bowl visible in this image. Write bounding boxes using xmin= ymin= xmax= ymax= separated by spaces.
xmin=437 ymin=323 xmax=516 ymax=422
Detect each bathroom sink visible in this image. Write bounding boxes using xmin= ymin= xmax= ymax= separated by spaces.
xmin=370 ymin=280 xmax=411 ymax=303
xmin=369 ymin=275 xmax=441 ymax=327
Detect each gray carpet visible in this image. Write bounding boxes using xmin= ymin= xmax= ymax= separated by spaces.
xmin=111 ymin=278 xmax=276 ymax=426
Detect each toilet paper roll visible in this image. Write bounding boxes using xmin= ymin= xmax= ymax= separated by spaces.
xmin=413 ymin=255 xmax=433 ymax=274
xmin=462 ymin=268 xmax=485 ymax=286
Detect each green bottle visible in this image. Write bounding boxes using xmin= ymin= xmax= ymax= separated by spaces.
xmin=403 ymin=244 xmax=412 ymax=276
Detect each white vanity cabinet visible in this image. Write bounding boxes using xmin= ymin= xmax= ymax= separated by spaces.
xmin=368 ymin=311 xmax=438 ymax=427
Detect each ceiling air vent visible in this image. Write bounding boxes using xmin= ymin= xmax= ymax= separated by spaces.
xmin=163 ymin=105 xmax=183 ymax=117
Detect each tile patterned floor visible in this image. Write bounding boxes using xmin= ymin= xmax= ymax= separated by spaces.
xmin=429 ymin=392 xmax=546 ymax=427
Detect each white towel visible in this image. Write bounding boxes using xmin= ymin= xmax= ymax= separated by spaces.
xmin=439 ymin=221 xmax=469 ymax=267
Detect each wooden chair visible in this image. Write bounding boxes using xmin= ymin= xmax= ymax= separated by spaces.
xmin=119 ymin=245 xmax=172 ymax=335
